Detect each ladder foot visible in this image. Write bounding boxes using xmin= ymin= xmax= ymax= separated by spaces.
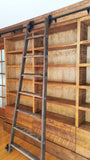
xmin=5 ymin=144 xmax=12 ymax=153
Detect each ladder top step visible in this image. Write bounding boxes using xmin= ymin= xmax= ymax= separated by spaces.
xmin=19 ymin=91 xmax=42 ymax=98
xmin=27 ymin=34 xmax=44 ymax=40
xmin=14 ymin=126 xmax=41 ymax=142
xmin=22 ymin=73 xmax=43 ymax=78
xmin=24 ymin=55 xmax=44 ymax=58
xmin=17 ymin=108 xmax=41 ymax=119
xmin=11 ymin=142 xmax=40 ymax=160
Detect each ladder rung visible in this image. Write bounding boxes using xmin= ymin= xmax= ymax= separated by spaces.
xmin=11 ymin=142 xmax=40 ymax=160
xmin=17 ymin=108 xmax=41 ymax=119
xmin=27 ymin=34 xmax=44 ymax=40
xmin=19 ymin=91 xmax=42 ymax=98
xmin=24 ymin=55 xmax=44 ymax=58
xmin=22 ymin=73 xmax=43 ymax=78
xmin=14 ymin=126 xmax=41 ymax=142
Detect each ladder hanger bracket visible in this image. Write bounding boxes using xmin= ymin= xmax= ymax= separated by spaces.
xmin=48 ymin=15 xmax=57 ymax=25
xmin=27 ymin=21 xmax=34 ymax=32
xmin=87 ymin=8 xmax=90 ymax=14
xmin=48 ymin=15 xmax=53 ymax=25
xmin=13 ymin=30 xmax=16 ymax=35
xmin=54 ymin=18 xmax=57 ymax=23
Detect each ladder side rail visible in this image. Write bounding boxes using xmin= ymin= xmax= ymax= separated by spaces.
xmin=41 ymin=17 xmax=49 ymax=160
xmin=8 ymin=25 xmax=30 ymax=152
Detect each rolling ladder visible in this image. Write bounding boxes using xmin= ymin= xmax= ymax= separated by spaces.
xmin=6 ymin=17 xmax=49 ymax=160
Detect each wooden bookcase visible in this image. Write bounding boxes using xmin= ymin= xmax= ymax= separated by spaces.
xmin=76 ymin=16 xmax=90 ymax=158
xmin=4 ymin=16 xmax=90 ymax=159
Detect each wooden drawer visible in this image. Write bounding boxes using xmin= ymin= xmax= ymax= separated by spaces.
xmin=33 ymin=118 xmax=75 ymax=151
xmin=76 ymin=123 xmax=90 ymax=159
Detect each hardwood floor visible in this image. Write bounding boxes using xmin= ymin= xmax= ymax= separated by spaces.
xmin=0 ymin=118 xmax=60 ymax=160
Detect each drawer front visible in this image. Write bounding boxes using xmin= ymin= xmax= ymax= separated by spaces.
xmin=33 ymin=119 xmax=75 ymax=151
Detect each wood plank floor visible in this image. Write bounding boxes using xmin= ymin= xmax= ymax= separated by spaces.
xmin=0 ymin=118 xmax=60 ymax=160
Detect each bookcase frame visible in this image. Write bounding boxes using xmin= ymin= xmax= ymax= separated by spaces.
xmin=4 ymin=15 xmax=90 ymax=158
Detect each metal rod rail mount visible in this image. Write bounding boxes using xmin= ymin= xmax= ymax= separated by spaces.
xmin=0 ymin=6 xmax=90 ymax=37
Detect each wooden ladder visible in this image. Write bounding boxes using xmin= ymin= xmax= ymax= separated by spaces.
xmin=6 ymin=17 xmax=49 ymax=160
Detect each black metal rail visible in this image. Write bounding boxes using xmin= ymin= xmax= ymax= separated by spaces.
xmin=0 ymin=6 xmax=90 ymax=37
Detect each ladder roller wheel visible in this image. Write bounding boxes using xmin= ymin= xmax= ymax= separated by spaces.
xmin=5 ymin=144 xmax=12 ymax=153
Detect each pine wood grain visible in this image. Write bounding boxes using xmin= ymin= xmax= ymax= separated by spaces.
xmin=3 ymin=119 xmax=88 ymax=160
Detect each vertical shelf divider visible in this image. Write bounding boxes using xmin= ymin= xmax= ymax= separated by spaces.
xmin=76 ymin=20 xmax=86 ymax=127
xmin=76 ymin=20 xmax=80 ymax=127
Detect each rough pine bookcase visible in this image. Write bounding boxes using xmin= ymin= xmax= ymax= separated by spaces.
xmin=3 ymin=14 xmax=90 ymax=159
